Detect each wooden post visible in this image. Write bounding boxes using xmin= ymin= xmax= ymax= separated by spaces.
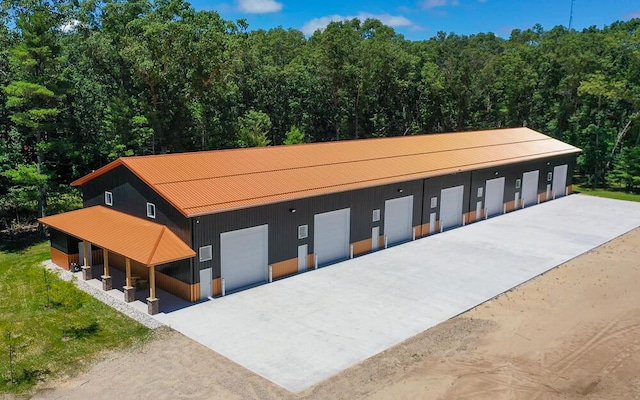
xmin=146 ymin=265 xmax=159 ymax=315
xmin=83 ymin=241 xmax=89 ymax=267
xmin=125 ymin=258 xmax=132 ymax=287
xmin=101 ymin=249 xmax=112 ymax=291
xmin=103 ymin=249 xmax=110 ymax=277
xmin=81 ymin=241 xmax=92 ymax=280
xmin=149 ymin=265 xmax=156 ymax=300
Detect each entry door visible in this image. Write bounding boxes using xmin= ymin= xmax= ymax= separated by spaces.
xmin=220 ymin=224 xmax=268 ymax=292
xmin=371 ymin=226 xmax=379 ymax=251
xmin=298 ymin=244 xmax=308 ymax=272
xmin=314 ymin=208 xmax=350 ymax=266
xmin=200 ymin=268 xmax=212 ymax=299
xmin=429 ymin=212 xmax=436 ymax=234
xmin=78 ymin=241 xmax=92 ymax=265
xmin=552 ymin=164 xmax=568 ymax=199
xmin=521 ymin=170 xmax=539 ymax=207
xmin=440 ymin=185 xmax=464 ymax=231
xmin=383 ymin=195 xmax=414 ymax=246
xmin=485 ymin=177 xmax=505 ymax=218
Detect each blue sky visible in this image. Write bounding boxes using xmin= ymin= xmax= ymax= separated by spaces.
xmin=193 ymin=0 xmax=640 ymax=40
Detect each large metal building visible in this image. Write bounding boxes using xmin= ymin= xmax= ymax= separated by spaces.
xmin=40 ymin=127 xmax=581 ymax=314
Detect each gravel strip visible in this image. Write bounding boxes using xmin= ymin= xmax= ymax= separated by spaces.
xmin=42 ymin=260 xmax=164 ymax=329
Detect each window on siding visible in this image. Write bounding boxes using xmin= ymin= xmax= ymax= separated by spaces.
xmin=372 ymin=209 xmax=380 ymax=222
xmin=477 ymin=187 xmax=483 ymax=198
xmin=547 ymin=172 xmax=553 ymax=182
xmin=298 ymin=225 xmax=308 ymax=239
xmin=146 ymin=202 xmax=156 ymax=219
xmin=104 ymin=191 xmax=113 ymax=206
xmin=430 ymin=197 xmax=438 ymax=208
xmin=199 ymin=245 xmax=212 ymax=262
xmin=515 ymin=179 xmax=521 ymax=189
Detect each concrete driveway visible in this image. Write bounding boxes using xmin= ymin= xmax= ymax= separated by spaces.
xmin=155 ymin=194 xmax=640 ymax=393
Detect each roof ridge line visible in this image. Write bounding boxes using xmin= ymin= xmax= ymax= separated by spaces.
xmin=153 ymin=137 xmax=553 ymax=187
xmin=107 ymin=127 xmax=529 ymax=160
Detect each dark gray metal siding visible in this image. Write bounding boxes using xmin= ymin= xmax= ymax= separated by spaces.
xmin=469 ymin=155 xmax=578 ymax=214
xmin=192 ymin=180 xmax=425 ymax=282
xmin=193 ymin=155 xmax=578 ymax=283
xmin=82 ymin=166 xmax=190 ymax=245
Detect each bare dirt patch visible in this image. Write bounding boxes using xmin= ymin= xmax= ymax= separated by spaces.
xmin=31 ymin=228 xmax=640 ymax=400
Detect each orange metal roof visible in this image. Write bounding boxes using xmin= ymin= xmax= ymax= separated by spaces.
xmin=72 ymin=128 xmax=581 ymax=217
xmin=39 ymin=206 xmax=195 ymax=266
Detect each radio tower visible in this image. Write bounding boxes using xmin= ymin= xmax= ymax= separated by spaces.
xmin=568 ymin=0 xmax=575 ymax=29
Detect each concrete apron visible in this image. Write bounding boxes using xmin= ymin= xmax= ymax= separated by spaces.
xmin=154 ymin=195 xmax=640 ymax=393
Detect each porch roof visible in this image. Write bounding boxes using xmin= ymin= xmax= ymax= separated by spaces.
xmin=39 ymin=206 xmax=195 ymax=266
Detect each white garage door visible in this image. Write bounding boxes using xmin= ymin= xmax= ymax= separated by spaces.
xmin=485 ymin=177 xmax=505 ymax=218
xmin=552 ymin=164 xmax=568 ymax=199
xmin=220 ymin=224 xmax=268 ymax=292
xmin=522 ymin=170 xmax=539 ymax=207
xmin=384 ymin=195 xmax=414 ymax=246
xmin=440 ymin=185 xmax=464 ymax=231
xmin=314 ymin=208 xmax=350 ymax=266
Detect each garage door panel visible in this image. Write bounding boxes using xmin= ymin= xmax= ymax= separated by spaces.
xmin=552 ymin=164 xmax=568 ymax=199
xmin=314 ymin=208 xmax=350 ymax=266
xmin=522 ymin=170 xmax=539 ymax=207
xmin=221 ymin=224 xmax=268 ymax=292
xmin=384 ymin=195 xmax=413 ymax=246
xmin=440 ymin=185 xmax=464 ymax=230
xmin=485 ymin=177 xmax=505 ymax=218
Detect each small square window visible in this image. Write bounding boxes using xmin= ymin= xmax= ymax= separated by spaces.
xmin=146 ymin=202 xmax=156 ymax=219
xmin=430 ymin=197 xmax=438 ymax=208
xmin=298 ymin=225 xmax=308 ymax=239
xmin=547 ymin=172 xmax=553 ymax=182
xmin=515 ymin=179 xmax=521 ymax=189
xmin=372 ymin=209 xmax=380 ymax=222
xmin=199 ymin=245 xmax=212 ymax=262
xmin=104 ymin=191 xmax=113 ymax=206
xmin=477 ymin=187 xmax=483 ymax=198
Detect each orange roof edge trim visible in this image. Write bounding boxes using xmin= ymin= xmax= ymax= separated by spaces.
xmin=71 ymin=158 xmax=124 ymax=186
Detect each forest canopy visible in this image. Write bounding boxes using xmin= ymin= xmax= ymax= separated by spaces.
xmin=1 ymin=0 xmax=640 ymax=231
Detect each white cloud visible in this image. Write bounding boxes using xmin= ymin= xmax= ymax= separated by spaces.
xmin=236 ymin=0 xmax=282 ymax=14
xmin=60 ymin=19 xmax=81 ymax=32
xmin=301 ymin=13 xmax=415 ymax=35
xmin=421 ymin=0 xmax=459 ymax=9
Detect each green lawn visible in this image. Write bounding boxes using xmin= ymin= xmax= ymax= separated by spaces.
xmin=574 ymin=184 xmax=640 ymax=203
xmin=0 ymin=241 xmax=151 ymax=394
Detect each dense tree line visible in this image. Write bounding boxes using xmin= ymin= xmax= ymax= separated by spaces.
xmin=1 ymin=0 xmax=640 ymax=231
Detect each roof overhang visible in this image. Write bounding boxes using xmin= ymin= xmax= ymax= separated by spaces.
xmin=39 ymin=206 xmax=195 ymax=266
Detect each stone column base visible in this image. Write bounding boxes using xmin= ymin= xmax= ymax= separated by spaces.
xmin=81 ymin=266 xmax=92 ymax=280
xmin=147 ymin=297 xmax=159 ymax=315
xmin=101 ymin=275 xmax=112 ymax=291
xmin=123 ymin=286 xmax=135 ymax=303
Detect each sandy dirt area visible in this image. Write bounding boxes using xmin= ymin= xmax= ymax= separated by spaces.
xmin=31 ymin=227 xmax=640 ymax=400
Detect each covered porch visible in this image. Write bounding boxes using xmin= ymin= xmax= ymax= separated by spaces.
xmin=39 ymin=206 xmax=195 ymax=314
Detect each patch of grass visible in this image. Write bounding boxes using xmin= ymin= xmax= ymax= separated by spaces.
xmin=0 ymin=242 xmax=151 ymax=394
xmin=574 ymin=184 xmax=640 ymax=203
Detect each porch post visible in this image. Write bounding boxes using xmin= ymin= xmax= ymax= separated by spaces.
xmin=123 ymin=257 xmax=135 ymax=303
xmin=147 ymin=265 xmax=159 ymax=315
xmin=81 ymin=241 xmax=92 ymax=280
xmin=101 ymin=249 xmax=112 ymax=291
